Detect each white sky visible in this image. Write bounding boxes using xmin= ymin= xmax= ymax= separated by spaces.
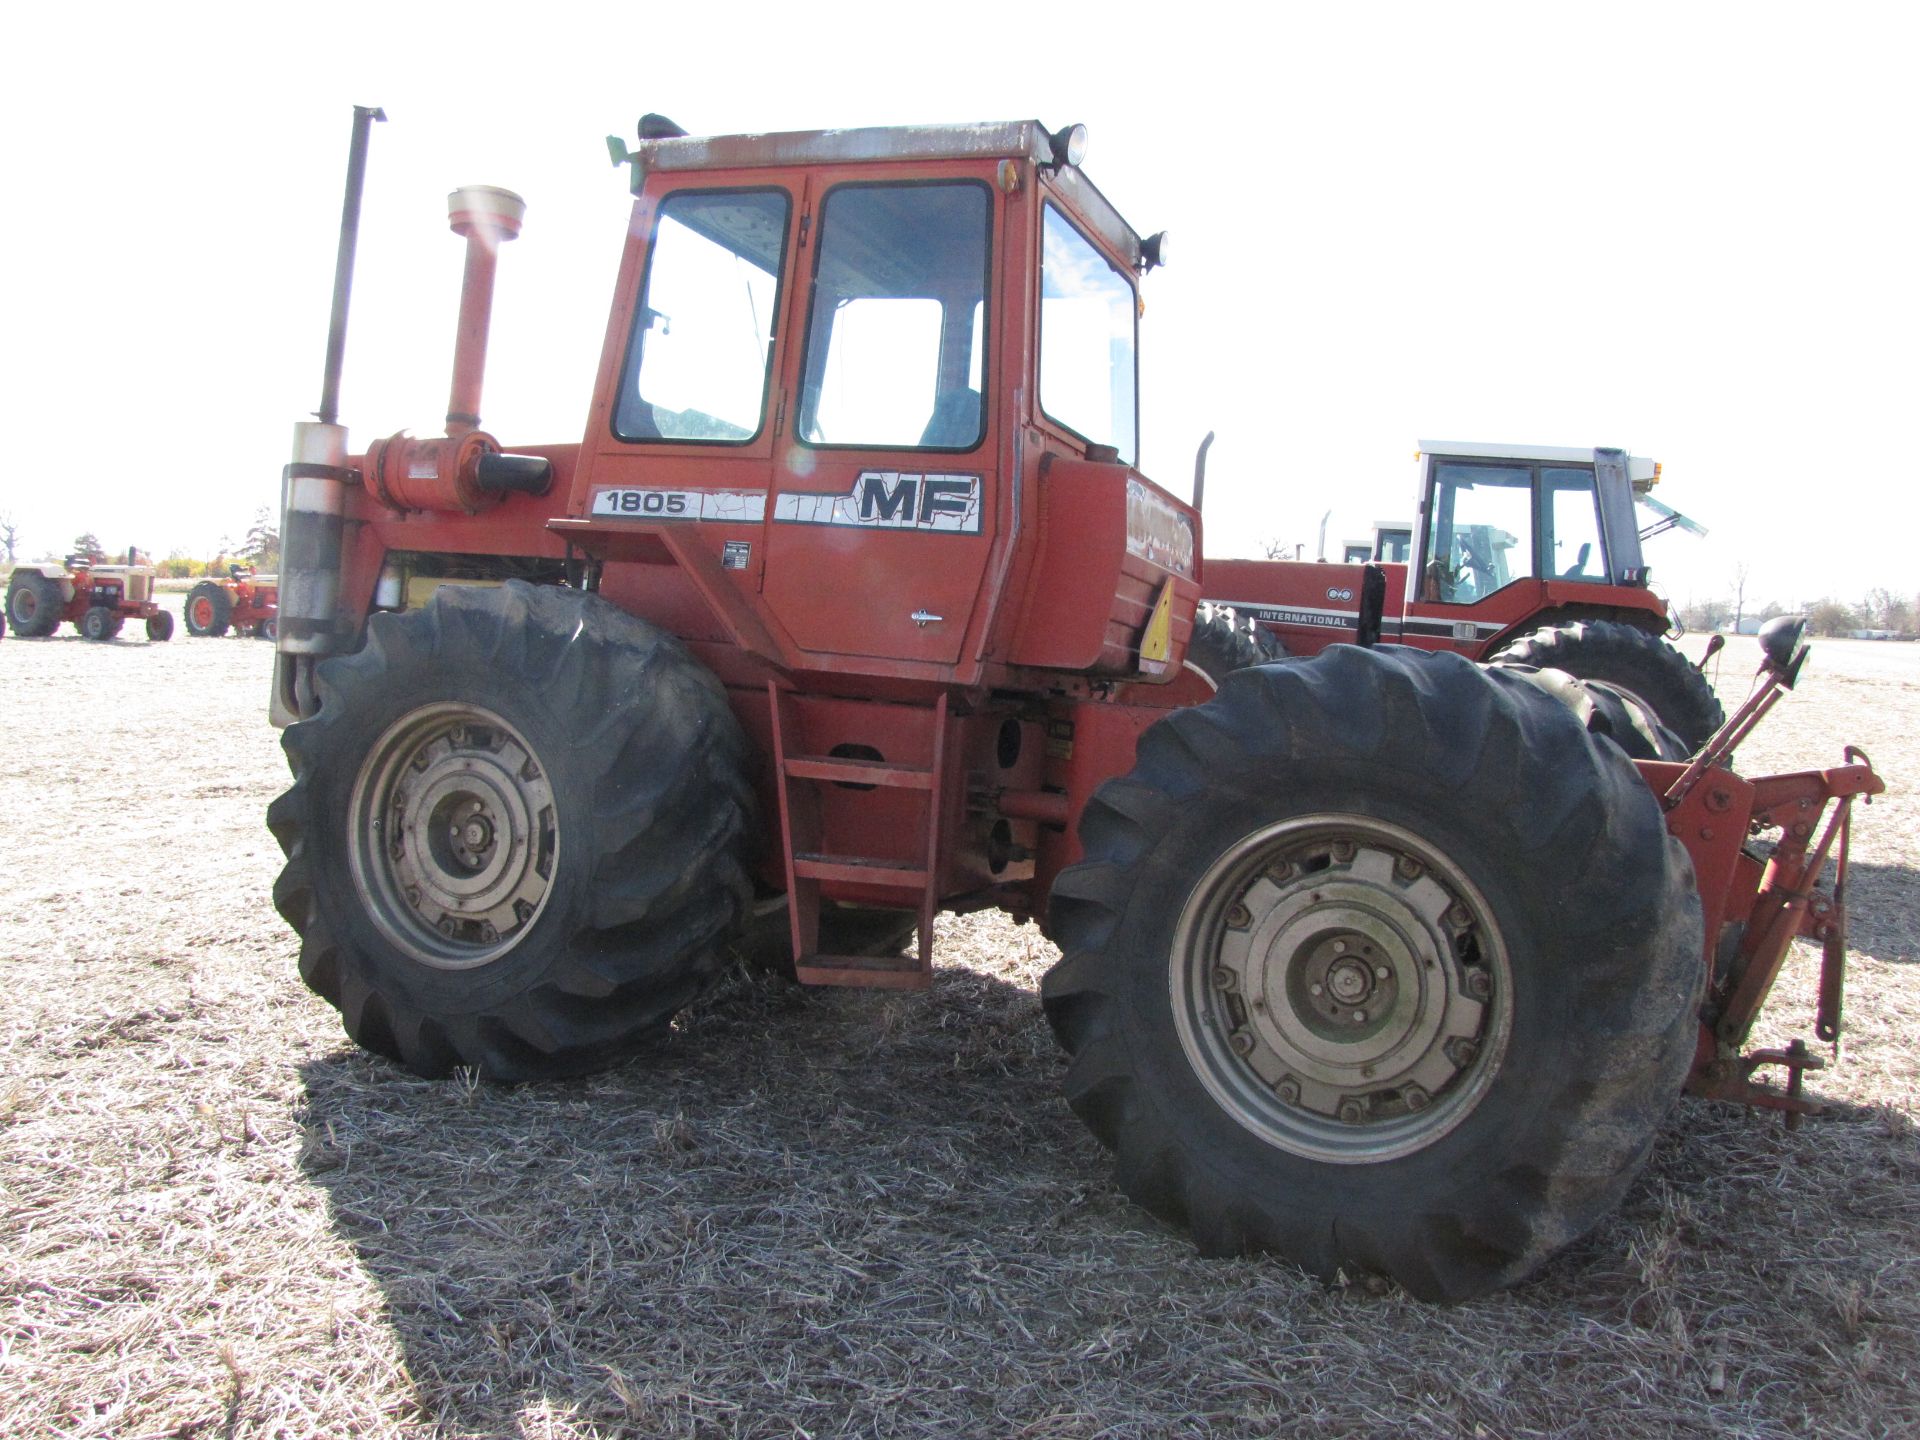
xmin=5 ymin=2 xmax=1913 ymax=611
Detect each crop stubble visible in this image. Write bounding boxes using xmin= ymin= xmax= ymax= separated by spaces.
xmin=0 ymin=633 xmax=1914 ymax=1438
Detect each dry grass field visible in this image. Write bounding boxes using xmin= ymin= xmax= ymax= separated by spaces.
xmin=1 ymin=629 xmax=1914 ymax=1438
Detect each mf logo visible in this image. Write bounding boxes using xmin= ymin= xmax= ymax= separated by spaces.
xmin=774 ymin=472 xmax=982 ymax=533
xmin=858 ymin=473 xmax=976 ymax=527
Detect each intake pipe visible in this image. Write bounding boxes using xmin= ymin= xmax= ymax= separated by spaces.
xmin=365 ymin=184 xmax=552 ymax=513
xmin=445 ymin=185 xmax=524 ymax=435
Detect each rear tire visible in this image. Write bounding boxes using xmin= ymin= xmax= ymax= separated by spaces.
xmin=7 ymin=573 xmax=62 ymax=637
xmin=1489 ymin=620 xmax=1722 ymax=752
xmin=1186 ymin=605 xmax=1288 ymax=688
xmin=184 ymin=582 xmax=231 ymax=637
xmin=1043 ymin=645 xmax=1703 ymax=1301
xmin=268 ymin=580 xmax=754 ymax=1081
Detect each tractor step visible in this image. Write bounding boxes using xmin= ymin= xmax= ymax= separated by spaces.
xmin=792 ymin=853 xmax=930 ymax=889
xmin=794 ymin=953 xmax=931 ymax=990
xmin=783 ymin=754 xmax=935 ymax=789
xmin=768 ymin=683 xmax=947 ymax=989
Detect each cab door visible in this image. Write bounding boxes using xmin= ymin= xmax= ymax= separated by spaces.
xmin=762 ymin=174 xmax=999 ymax=666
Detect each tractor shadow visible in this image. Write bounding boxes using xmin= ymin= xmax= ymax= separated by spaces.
xmin=293 ymin=962 xmax=1124 ymax=1435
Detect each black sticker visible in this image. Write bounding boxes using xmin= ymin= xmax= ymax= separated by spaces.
xmin=722 ymin=539 xmax=751 ymax=571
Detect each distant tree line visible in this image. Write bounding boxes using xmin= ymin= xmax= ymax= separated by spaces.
xmin=0 ymin=508 xmax=279 ymax=577
xmin=1678 ymin=587 xmax=1917 ymax=639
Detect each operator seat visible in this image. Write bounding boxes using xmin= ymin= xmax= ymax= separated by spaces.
xmin=918 ymin=388 xmax=981 ymax=449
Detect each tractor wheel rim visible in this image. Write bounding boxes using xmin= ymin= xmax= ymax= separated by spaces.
xmin=191 ymin=597 xmax=212 ymax=628
xmin=348 ymin=702 xmax=559 ymax=970
xmin=1170 ymin=814 xmax=1512 ymax=1163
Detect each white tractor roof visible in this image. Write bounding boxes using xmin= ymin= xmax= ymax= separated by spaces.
xmin=1418 ymin=440 xmax=1658 ymax=486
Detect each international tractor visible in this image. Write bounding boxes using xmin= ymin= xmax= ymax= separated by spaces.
xmin=1204 ymin=440 xmax=1726 ymax=750
xmin=6 ymin=550 xmax=175 ymax=642
xmin=269 ymin=109 xmax=1882 ymax=1301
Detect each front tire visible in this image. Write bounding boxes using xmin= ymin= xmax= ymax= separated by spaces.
xmin=1043 ymin=645 xmax=1703 ymax=1301
xmin=1489 ymin=620 xmax=1723 ymax=752
xmin=82 ymin=605 xmax=117 ymax=641
xmin=268 ymin=580 xmax=754 ymax=1081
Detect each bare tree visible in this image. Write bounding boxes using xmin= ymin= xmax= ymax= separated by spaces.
xmin=1731 ymin=562 xmax=1749 ymax=633
xmin=0 ymin=511 xmax=17 ymax=565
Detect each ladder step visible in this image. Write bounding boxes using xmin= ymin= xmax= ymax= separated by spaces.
xmin=795 ymin=954 xmax=931 ymax=991
xmin=783 ymin=754 xmax=935 ymax=790
xmin=792 ymin=853 xmax=930 ymax=889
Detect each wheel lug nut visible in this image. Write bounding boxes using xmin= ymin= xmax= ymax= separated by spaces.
xmin=1331 ymin=939 xmax=1346 ymax=954
xmin=1228 ymin=1031 xmax=1254 ymax=1056
xmin=1275 ymin=1078 xmax=1301 ymax=1104
xmin=1404 ymin=1086 xmax=1430 ymax=1112
xmin=1211 ymin=967 xmax=1237 ymax=991
xmin=1330 ymin=840 xmax=1357 ymax=862
xmin=1337 ymin=1097 xmax=1369 ymax=1124
xmin=1446 ymin=1037 xmax=1479 ymax=1067
xmin=1226 ymin=903 xmax=1252 ymax=929
xmin=1464 ymin=970 xmax=1491 ymax=999
xmin=1374 ymin=965 xmax=1390 ymax=980
xmin=1446 ymin=902 xmax=1473 ymax=927
xmin=1309 ymin=983 xmax=1324 ymax=996
xmin=1353 ymin=1009 xmax=1368 ymax=1023
xmin=1394 ymin=854 xmax=1424 ymax=880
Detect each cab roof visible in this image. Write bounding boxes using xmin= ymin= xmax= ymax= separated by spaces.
xmin=620 ymin=119 xmax=1145 ymax=269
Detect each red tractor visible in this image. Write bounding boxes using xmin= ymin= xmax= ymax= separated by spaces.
xmin=184 ymin=564 xmax=280 ymax=638
xmin=268 ymin=109 xmax=1881 ymax=1301
xmin=1205 ymin=440 xmax=1725 ymax=750
xmin=6 ymin=551 xmax=175 ymax=642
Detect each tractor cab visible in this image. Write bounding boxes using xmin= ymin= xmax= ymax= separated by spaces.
xmin=1413 ymin=441 xmax=1654 ymax=605
xmin=541 ymin=118 xmax=1190 ymax=687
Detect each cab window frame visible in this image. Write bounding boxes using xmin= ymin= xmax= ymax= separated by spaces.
xmin=611 ymin=184 xmax=793 ymax=448
xmin=794 ymin=176 xmax=996 ymax=455
xmin=1036 ymin=198 xmax=1140 ymax=465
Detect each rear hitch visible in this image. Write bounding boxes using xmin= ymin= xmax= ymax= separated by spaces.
xmin=1649 ymin=620 xmax=1886 ymax=1125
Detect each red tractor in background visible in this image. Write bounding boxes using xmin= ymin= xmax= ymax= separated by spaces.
xmin=266 ymin=109 xmax=1881 ymax=1301
xmin=1205 ymin=440 xmax=1725 ymax=750
xmin=6 ymin=551 xmax=175 ymax=642
xmin=184 ymin=564 xmax=280 ymax=638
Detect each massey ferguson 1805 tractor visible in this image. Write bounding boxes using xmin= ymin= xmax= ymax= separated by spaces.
xmin=185 ymin=564 xmax=280 ymax=638
xmin=1204 ymin=440 xmax=1726 ymax=749
xmin=270 ymin=109 xmax=1882 ymax=1300
xmin=7 ymin=551 xmax=175 ymax=641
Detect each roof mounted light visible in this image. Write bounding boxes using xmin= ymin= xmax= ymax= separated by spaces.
xmin=1048 ymin=123 xmax=1088 ymax=171
xmin=1141 ymin=230 xmax=1171 ymax=270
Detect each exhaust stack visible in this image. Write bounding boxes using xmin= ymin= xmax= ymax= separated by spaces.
xmin=278 ymin=104 xmax=385 ymax=717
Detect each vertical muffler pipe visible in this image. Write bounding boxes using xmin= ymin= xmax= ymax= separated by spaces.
xmin=275 ymin=105 xmax=384 ymax=723
xmin=444 ymin=185 xmax=525 ymax=435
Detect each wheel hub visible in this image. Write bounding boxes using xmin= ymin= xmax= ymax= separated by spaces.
xmin=349 ymin=703 xmax=558 ymax=969
xmin=1174 ymin=816 xmax=1512 ymax=1163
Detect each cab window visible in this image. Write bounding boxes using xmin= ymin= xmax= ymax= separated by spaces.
xmin=1040 ymin=204 xmax=1137 ymax=463
xmin=1543 ymin=466 xmax=1608 ymax=580
xmin=1424 ymin=463 xmax=1534 ymax=602
xmin=615 ymin=189 xmax=789 ymax=444
xmin=797 ymin=182 xmax=991 ymax=451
